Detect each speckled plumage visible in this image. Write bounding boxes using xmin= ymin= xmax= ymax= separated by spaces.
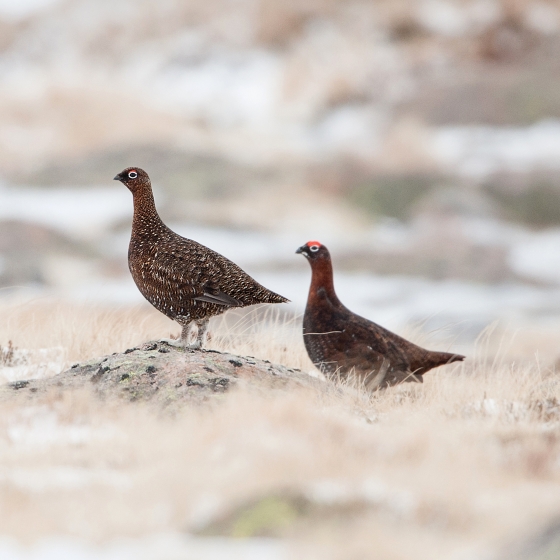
xmin=297 ymin=242 xmax=465 ymax=390
xmin=114 ymin=167 xmax=288 ymax=347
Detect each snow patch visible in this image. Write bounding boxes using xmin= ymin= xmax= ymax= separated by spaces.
xmin=509 ymin=229 xmax=560 ymax=284
xmin=0 ymin=347 xmax=65 ymax=383
xmin=0 ymin=534 xmax=287 ymax=560
xmin=0 ymin=466 xmax=131 ymax=492
xmin=0 ymin=0 xmax=60 ymax=22
xmin=0 ymin=185 xmax=131 ymax=239
xmin=432 ymin=120 xmax=560 ymax=178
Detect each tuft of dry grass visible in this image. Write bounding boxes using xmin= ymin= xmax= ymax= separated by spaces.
xmin=0 ymin=299 xmax=559 ymax=559
xmin=0 ymin=298 xmax=176 ymax=363
xmin=0 ymin=299 xmax=317 ymax=386
xmin=0 ymin=298 xmax=314 ymax=369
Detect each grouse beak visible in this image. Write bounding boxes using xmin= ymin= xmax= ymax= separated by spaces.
xmin=296 ymin=245 xmax=308 ymax=257
xmin=113 ymin=174 xmax=121 ymax=181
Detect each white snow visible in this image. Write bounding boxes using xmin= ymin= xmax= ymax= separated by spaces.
xmin=0 ymin=467 xmax=131 ymax=491
xmin=508 ymin=228 xmax=560 ymax=284
xmin=309 ymin=105 xmax=386 ymax=157
xmin=3 ymin=186 xmax=560 ymax=338
xmin=0 ymin=347 xmax=65 ymax=383
xmin=431 ymin=120 xmax=560 ymax=178
xmin=0 ymin=534 xmax=287 ymax=560
xmin=6 ymin=406 xmax=118 ymax=449
xmin=151 ymin=49 xmax=283 ymax=128
xmin=0 ymin=185 xmax=131 ymax=239
xmin=0 ymin=0 xmax=60 ymax=22
xmin=417 ymin=0 xmax=501 ymax=37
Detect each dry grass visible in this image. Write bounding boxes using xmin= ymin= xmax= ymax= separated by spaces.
xmin=0 ymin=299 xmax=559 ymax=559
xmin=0 ymin=298 xmax=315 ymax=371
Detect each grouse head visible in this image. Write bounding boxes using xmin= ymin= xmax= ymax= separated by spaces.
xmin=296 ymin=241 xmax=330 ymax=262
xmin=113 ymin=167 xmax=150 ymax=194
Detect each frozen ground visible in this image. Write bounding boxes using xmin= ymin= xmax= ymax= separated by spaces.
xmin=5 ymin=184 xmax=560 ymax=344
xmin=0 ymin=534 xmax=287 ymax=560
xmin=433 ymin=120 xmax=560 ymax=178
xmin=39 ymin=270 xmax=560 ymax=349
xmin=0 ymin=183 xmax=130 ymax=240
xmin=2 ymin=0 xmax=560 ymax=174
xmin=0 ymin=325 xmax=558 ymax=560
xmin=0 ymin=0 xmax=59 ymax=21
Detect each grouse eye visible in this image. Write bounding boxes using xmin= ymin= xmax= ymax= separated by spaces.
xmin=309 ymin=245 xmax=319 ymax=252
xmin=128 ymin=171 xmax=138 ymax=179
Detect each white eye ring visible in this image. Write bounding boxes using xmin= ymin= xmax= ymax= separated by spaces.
xmin=309 ymin=245 xmax=319 ymax=252
xmin=128 ymin=171 xmax=138 ymax=179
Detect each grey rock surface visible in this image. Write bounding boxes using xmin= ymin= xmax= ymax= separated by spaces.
xmin=0 ymin=342 xmax=322 ymax=406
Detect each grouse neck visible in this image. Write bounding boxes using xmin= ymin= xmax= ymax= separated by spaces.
xmin=131 ymin=186 xmax=166 ymax=235
xmin=309 ymin=256 xmax=340 ymax=303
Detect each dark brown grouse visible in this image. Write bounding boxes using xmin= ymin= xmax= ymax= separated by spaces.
xmin=297 ymin=241 xmax=465 ymax=389
xmin=114 ymin=167 xmax=288 ymax=348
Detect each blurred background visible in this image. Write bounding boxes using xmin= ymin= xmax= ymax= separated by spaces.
xmin=3 ymin=0 xmax=560 ymax=349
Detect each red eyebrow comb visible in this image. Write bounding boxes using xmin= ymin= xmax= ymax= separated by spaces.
xmin=307 ymin=240 xmax=321 ymax=247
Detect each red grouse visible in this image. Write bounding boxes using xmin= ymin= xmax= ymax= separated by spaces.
xmin=297 ymin=241 xmax=464 ymax=389
xmin=114 ymin=167 xmax=288 ymax=348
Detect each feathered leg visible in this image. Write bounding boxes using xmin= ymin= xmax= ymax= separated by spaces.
xmin=191 ymin=317 xmax=210 ymax=349
xmin=159 ymin=316 xmax=200 ymax=349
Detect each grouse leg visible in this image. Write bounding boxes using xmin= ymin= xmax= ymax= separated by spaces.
xmin=191 ymin=317 xmax=210 ymax=350
xmin=159 ymin=317 xmax=196 ymax=348
xmin=363 ymin=359 xmax=390 ymax=391
xmin=160 ymin=319 xmax=209 ymax=350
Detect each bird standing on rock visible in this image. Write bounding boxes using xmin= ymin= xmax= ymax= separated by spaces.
xmin=114 ymin=167 xmax=289 ymax=349
xmin=297 ymin=241 xmax=465 ymax=390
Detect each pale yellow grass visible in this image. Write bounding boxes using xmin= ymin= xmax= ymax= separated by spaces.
xmin=0 ymin=300 xmax=559 ymax=559
xmin=0 ymin=298 xmax=315 ymax=373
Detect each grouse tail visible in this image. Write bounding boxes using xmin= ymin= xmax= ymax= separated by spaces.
xmin=412 ymin=350 xmax=465 ymax=376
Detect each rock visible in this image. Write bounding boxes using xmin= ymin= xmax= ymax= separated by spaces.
xmin=0 ymin=342 xmax=323 ymax=407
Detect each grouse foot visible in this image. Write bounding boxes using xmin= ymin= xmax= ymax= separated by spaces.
xmin=159 ymin=317 xmax=210 ymax=350
xmin=157 ymin=338 xmax=199 ymax=350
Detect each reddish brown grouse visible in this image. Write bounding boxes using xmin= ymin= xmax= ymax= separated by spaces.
xmin=297 ymin=241 xmax=464 ymax=389
xmin=114 ymin=167 xmax=288 ymax=348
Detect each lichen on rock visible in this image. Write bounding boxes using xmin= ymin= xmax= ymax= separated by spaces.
xmin=0 ymin=341 xmax=322 ymax=407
